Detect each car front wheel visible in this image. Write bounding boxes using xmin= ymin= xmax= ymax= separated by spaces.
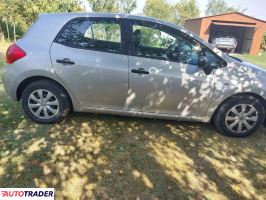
xmin=214 ymin=95 xmax=265 ymax=137
xmin=21 ymin=80 xmax=70 ymax=124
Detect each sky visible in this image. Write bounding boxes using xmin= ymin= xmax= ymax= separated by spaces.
xmin=131 ymin=0 xmax=266 ymax=21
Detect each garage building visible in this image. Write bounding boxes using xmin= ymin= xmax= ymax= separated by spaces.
xmin=184 ymin=12 xmax=266 ymax=55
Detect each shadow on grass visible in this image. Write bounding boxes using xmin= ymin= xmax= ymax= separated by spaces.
xmin=0 ymin=92 xmax=266 ymax=199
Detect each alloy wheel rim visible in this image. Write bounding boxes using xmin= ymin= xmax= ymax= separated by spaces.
xmin=225 ymin=104 xmax=258 ymax=134
xmin=28 ymin=89 xmax=59 ymax=119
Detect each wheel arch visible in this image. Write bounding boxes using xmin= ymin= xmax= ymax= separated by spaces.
xmin=16 ymin=76 xmax=74 ymax=112
xmin=211 ymin=92 xmax=266 ymax=125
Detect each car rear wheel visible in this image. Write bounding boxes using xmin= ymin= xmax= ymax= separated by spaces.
xmin=21 ymin=80 xmax=70 ymax=124
xmin=214 ymin=95 xmax=265 ymax=137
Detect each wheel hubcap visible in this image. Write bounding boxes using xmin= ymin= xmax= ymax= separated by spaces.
xmin=28 ymin=89 xmax=59 ymax=119
xmin=225 ymin=104 xmax=258 ymax=134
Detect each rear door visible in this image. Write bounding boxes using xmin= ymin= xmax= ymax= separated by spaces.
xmin=50 ymin=17 xmax=128 ymax=110
xmin=126 ymin=20 xmax=218 ymax=117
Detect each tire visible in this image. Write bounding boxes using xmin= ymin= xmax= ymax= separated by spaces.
xmin=21 ymin=80 xmax=70 ymax=124
xmin=214 ymin=94 xmax=265 ymax=137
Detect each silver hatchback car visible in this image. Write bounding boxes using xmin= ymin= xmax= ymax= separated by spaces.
xmin=2 ymin=13 xmax=266 ymax=137
xmin=212 ymin=37 xmax=237 ymax=53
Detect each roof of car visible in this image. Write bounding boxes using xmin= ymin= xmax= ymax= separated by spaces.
xmin=39 ymin=12 xmax=178 ymax=28
xmin=40 ymin=12 xmax=154 ymax=19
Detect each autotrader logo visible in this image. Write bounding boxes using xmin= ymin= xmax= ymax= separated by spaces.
xmin=0 ymin=188 xmax=54 ymax=200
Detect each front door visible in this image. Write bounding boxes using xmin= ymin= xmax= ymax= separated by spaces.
xmin=126 ymin=21 xmax=221 ymax=117
xmin=50 ymin=17 xmax=128 ymax=110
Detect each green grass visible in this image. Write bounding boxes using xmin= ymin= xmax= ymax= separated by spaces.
xmin=234 ymin=51 xmax=266 ymax=68
xmin=0 ymin=42 xmax=266 ymax=199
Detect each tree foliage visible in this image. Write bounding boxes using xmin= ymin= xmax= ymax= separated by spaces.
xmin=261 ymin=32 xmax=266 ymax=51
xmin=143 ymin=0 xmax=174 ymax=22
xmin=86 ymin=0 xmax=136 ymax=14
xmin=143 ymin=0 xmax=200 ymax=25
xmin=143 ymin=0 xmax=199 ymax=25
xmin=205 ymin=0 xmax=238 ymax=16
xmin=0 ymin=0 xmax=81 ymax=40
xmin=175 ymin=0 xmax=200 ymax=25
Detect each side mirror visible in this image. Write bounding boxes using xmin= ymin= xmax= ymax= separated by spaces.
xmin=198 ymin=55 xmax=212 ymax=75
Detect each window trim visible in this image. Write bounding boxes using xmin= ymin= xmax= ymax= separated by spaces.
xmin=54 ymin=17 xmax=128 ymax=55
xmin=127 ymin=19 xmax=227 ymax=68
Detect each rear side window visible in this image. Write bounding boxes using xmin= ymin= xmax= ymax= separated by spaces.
xmin=55 ymin=18 xmax=122 ymax=53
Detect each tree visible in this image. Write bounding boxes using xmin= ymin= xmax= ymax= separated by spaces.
xmin=20 ymin=0 xmax=81 ymax=26
xmin=0 ymin=24 xmax=4 ymax=41
xmin=261 ymin=32 xmax=266 ymax=51
xmin=143 ymin=0 xmax=199 ymax=26
xmin=0 ymin=0 xmax=81 ymax=40
xmin=86 ymin=0 xmax=136 ymax=13
xmin=119 ymin=0 xmax=137 ymax=14
xmin=205 ymin=0 xmax=238 ymax=16
xmin=0 ymin=0 xmax=24 ymax=41
xmin=143 ymin=0 xmax=174 ymax=22
xmin=175 ymin=0 xmax=200 ymax=25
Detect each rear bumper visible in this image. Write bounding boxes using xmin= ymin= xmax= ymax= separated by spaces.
xmin=1 ymin=64 xmax=18 ymax=101
xmin=214 ymin=45 xmax=236 ymax=50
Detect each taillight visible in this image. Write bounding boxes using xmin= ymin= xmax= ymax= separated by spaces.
xmin=6 ymin=44 xmax=26 ymax=64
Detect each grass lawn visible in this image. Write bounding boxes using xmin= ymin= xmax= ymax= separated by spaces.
xmin=0 ymin=41 xmax=266 ymax=199
xmin=234 ymin=52 xmax=266 ymax=68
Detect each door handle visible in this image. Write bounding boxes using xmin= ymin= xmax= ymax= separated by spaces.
xmin=56 ymin=58 xmax=75 ymax=65
xmin=131 ymin=68 xmax=149 ymax=75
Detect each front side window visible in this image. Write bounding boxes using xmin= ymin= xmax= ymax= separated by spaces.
xmin=133 ymin=25 xmax=175 ymax=50
xmin=56 ymin=18 xmax=121 ymax=53
xmin=131 ymin=23 xmax=222 ymax=67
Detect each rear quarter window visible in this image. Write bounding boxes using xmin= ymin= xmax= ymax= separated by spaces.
xmin=55 ymin=18 xmax=122 ymax=54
